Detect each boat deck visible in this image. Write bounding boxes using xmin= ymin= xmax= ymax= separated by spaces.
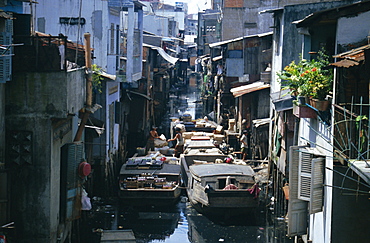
xmin=120 ymin=163 xmax=181 ymax=176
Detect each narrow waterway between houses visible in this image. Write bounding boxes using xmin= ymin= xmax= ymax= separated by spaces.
xmin=82 ymin=83 xmax=293 ymax=243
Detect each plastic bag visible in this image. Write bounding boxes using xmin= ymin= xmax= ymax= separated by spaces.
xmin=81 ymin=189 xmax=92 ymax=210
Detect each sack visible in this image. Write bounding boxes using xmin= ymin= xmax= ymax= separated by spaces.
xmin=81 ymin=189 xmax=92 ymax=210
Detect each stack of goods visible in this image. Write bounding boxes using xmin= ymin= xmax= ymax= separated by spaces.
xmin=213 ymin=134 xmax=225 ymax=145
xmin=126 ymin=157 xmax=164 ymax=169
xmin=120 ymin=175 xmax=174 ymax=189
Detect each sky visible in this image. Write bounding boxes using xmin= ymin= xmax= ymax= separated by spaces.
xmin=164 ymin=0 xmax=211 ymax=14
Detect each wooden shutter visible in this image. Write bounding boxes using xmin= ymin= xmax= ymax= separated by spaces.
xmin=60 ymin=142 xmax=84 ymax=221
xmin=309 ymin=158 xmax=324 ymax=214
xmin=298 ymin=151 xmax=313 ymax=201
xmin=287 ymin=146 xmax=308 ymax=237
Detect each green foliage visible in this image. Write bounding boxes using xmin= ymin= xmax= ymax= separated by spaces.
xmin=276 ymin=50 xmax=333 ymax=100
xmin=92 ymin=64 xmax=104 ymax=93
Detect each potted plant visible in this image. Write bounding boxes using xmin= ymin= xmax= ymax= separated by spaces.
xmin=277 ymin=50 xmax=333 ymax=111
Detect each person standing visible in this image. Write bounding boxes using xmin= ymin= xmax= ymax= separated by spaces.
xmin=168 ymin=127 xmax=184 ymax=158
xmin=240 ymin=130 xmax=249 ymax=160
xmin=147 ymin=126 xmax=159 ymax=152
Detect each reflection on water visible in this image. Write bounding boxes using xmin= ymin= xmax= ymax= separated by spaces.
xmin=85 ymin=195 xmax=293 ymax=243
xmin=111 ymin=196 xmax=290 ymax=243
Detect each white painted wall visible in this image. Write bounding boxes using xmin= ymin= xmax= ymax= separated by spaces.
xmin=23 ymin=0 xmax=117 ymax=73
xmin=143 ymin=14 xmax=169 ymax=36
xmin=337 ymin=11 xmax=370 ymax=45
xmin=156 ymin=11 xmax=185 ymax=30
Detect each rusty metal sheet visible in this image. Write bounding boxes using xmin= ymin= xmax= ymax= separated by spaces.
xmin=330 ymin=59 xmax=359 ymax=68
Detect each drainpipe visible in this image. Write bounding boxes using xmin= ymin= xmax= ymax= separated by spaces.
xmin=74 ymin=33 xmax=92 ymax=142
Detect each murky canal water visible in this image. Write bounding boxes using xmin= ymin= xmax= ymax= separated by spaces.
xmin=84 ymin=194 xmax=293 ymax=243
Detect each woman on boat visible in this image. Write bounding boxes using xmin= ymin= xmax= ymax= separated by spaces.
xmin=168 ymin=127 xmax=184 ymax=158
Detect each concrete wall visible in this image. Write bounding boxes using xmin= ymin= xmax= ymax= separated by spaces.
xmin=221 ymin=0 xmax=357 ymax=41
xmin=0 ymin=84 xmax=5 ymax=226
xmin=144 ymin=15 xmax=169 ymax=36
xmin=337 ymin=11 xmax=370 ymax=46
xmin=5 ymin=69 xmax=85 ymax=242
xmin=6 ymin=70 xmax=85 ymax=118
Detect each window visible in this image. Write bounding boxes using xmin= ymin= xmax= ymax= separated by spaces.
xmin=110 ymin=23 xmax=115 ymax=54
xmin=288 ymin=146 xmax=325 ymax=236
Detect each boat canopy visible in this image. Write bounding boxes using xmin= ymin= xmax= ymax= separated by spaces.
xmin=190 ymin=164 xmax=254 ymax=177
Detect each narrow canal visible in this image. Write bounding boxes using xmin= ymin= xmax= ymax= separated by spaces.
xmin=84 ymin=195 xmax=292 ymax=243
xmin=82 ymin=80 xmax=293 ymax=242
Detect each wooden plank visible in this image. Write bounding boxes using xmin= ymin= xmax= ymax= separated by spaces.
xmin=100 ymin=230 xmax=136 ymax=243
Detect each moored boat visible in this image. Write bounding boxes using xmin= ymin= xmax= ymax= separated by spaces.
xmin=118 ymin=155 xmax=182 ymax=206
xmin=187 ymin=163 xmax=259 ymax=216
xmin=180 ymin=136 xmax=260 ymax=216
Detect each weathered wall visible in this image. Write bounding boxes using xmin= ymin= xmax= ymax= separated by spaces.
xmin=6 ymin=70 xmax=85 ymax=118
xmin=5 ymin=69 xmax=85 ymax=242
xmin=222 ymin=0 xmax=357 ymax=41
xmin=332 ymin=166 xmax=370 ymax=242
xmin=0 ymin=84 xmax=5 ymax=226
xmin=337 ymin=10 xmax=370 ymax=47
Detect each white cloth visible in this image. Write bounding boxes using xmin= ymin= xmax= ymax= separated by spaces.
xmin=240 ymin=134 xmax=248 ymax=148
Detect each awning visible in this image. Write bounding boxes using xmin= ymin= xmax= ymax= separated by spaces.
xmin=96 ymin=71 xmax=116 ymax=81
xmin=143 ymin=43 xmax=178 ymax=65
xmin=230 ymin=81 xmax=270 ymax=97
xmin=209 ymin=32 xmax=273 ymax=48
xmin=127 ymin=90 xmax=152 ymax=101
xmin=330 ymin=44 xmax=370 ymax=68
xmin=156 ymin=48 xmax=178 ymax=64
xmin=212 ymin=55 xmax=222 ymax=61
xmin=252 ymin=118 xmax=271 ymax=128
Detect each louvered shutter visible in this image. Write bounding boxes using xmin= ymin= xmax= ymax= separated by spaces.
xmin=61 ymin=142 xmax=84 ymax=221
xmin=298 ymin=151 xmax=313 ymax=201
xmin=287 ymin=146 xmax=308 ymax=237
xmin=0 ymin=31 xmax=12 ymax=83
xmin=309 ymin=158 xmax=324 ymax=214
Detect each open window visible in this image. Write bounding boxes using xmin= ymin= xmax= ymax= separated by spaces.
xmin=288 ymin=146 xmax=325 ymax=236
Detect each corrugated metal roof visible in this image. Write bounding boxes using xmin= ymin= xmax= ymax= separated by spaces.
xmin=209 ymin=32 xmax=273 ymax=48
xmin=330 ymin=44 xmax=370 ymax=68
xmin=230 ymin=81 xmax=270 ymax=97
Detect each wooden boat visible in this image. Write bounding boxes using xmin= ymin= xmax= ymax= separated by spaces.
xmin=181 ymin=137 xmax=260 ymax=216
xmin=187 ymin=163 xmax=259 ymax=216
xmin=118 ymin=155 xmax=182 ymax=206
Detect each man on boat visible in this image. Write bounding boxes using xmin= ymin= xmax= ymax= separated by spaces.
xmin=147 ymin=126 xmax=159 ymax=152
xmin=240 ymin=130 xmax=249 ymax=161
xmin=168 ymin=127 xmax=184 ymax=158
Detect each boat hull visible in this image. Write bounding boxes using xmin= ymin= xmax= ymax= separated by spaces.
xmin=188 ymin=189 xmax=259 ymax=216
xmin=119 ymin=186 xmax=182 ymax=206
